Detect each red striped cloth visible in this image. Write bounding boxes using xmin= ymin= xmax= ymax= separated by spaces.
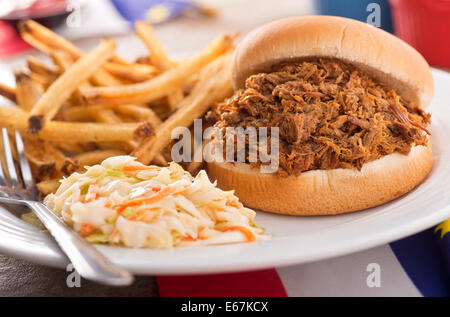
xmin=157 ymin=269 xmax=287 ymax=297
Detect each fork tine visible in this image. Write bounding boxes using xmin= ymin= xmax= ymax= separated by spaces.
xmin=14 ymin=130 xmax=35 ymax=190
xmin=2 ymin=128 xmax=20 ymax=187
xmin=0 ymin=147 xmax=6 ymax=186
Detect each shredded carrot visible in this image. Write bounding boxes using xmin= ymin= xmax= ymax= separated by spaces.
xmin=222 ymin=226 xmax=255 ymax=242
xmin=104 ymin=201 xmax=112 ymax=208
xmin=116 ymin=186 xmax=176 ymax=213
xmin=226 ymin=200 xmax=239 ymax=208
xmin=146 ymin=236 xmax=152 ymax=242
xmin=111 ymin=229 xmax=120 ymax=240
xmin=123 ymin=165 xmax=161 ymax=172
xmin=182 ymin=227 xmax=209 ymax=241
xmin=128 ymin=214 xmax=138 ymax=221
xmin=181 ymin=235 xmax=196 ymax=242
xmin=197 ymin=226 xmax=208 ymax=240
xmin=150 ymin=186 xmax=161 ymax=192
xmin=80 ymin=223 xmax=94 ymax=235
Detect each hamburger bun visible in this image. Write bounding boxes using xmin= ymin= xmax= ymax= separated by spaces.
xmin=207 ymin=16 xmax=434 ymax=215
xmin=207 ymin=143 xmax=432 ymax=215
xmin=232 ymin=15 xmax=434 ymax=109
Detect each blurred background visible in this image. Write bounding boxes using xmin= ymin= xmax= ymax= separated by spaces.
xmin=1 ymin=0 xmax=449 ymax=68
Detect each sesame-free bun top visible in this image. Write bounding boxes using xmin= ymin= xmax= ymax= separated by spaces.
xmin=232 ymin=16 xmax=434 ymax=108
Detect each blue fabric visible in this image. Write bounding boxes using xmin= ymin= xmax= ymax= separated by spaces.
xmin=315 ymin=0 xmax=393 ymax=33
xmin=390 ymin=228 xmax=450 ymax=297
xmin=111 ymin=0 xmax=192 ymax=24
xmin=436 ymin=222 xmax=450 ymax=278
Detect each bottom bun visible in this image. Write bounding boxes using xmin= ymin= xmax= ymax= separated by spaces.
xmin=206 ymin=144 xmax=433 ymax=215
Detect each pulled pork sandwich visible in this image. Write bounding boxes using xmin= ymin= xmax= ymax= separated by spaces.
xmin=206 ymin=16 xmax=434 ymax=215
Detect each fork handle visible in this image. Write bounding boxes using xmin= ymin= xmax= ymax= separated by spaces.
xmin=26 ymin=201 xmax=134 ymax=286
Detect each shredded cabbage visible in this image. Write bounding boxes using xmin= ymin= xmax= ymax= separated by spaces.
xmin=44 ymin=156 xmax=269 ymax=249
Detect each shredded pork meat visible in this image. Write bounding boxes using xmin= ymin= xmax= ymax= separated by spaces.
xmin=211 ymin=58 xmax=431 ymax=176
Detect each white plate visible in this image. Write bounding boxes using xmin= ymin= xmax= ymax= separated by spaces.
xmin=1 ymin=69 xmax=450 ymax=275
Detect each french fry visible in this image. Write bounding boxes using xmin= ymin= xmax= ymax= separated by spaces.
xmin=168 ymin=88 xmax=184 ymax=111
xmin=54 ymin=142 xmax=85 ymax=155
xmin=78 ymin=142 xmax=98 ymax=152
xmin=89 ymin=68 xmax=123 ymax=87
xmin=19 ymin=20 xmax=80 ymax=58
xmin=152 ymin=153 xmax=168 ymax=166
xmin=110 ymin=56 xmax=131 ymax=65
xmin=82 ymin=34 xmax=234 ymax=105
xmin=62 ymin=105 xmax=125 ymax=123
xmin=61 ymin=104 xmax=160 ymax=155
xmin=91 ymin=104 xmax=167 ymax=164
xmin=0 ymin=106 xmax=150 ymax=143
xmin=9 ymin=19 xmax=239 ymax=193
xmin=95 ymin=141 xmax=133 ymax=153
xmin=20 ymin=31 xmax=54 ymax=55
xmin=28 ymin=39 xmax=115 ymax=133
xmin=19 ymin=22 xmax=122 ymax=87
xmin=61 ymin=98 xmax=143 ymax=154
xmin=131 ymin=53 xmax=233 ymax=164
xmin=63 ymin=104 xmax=162 ymax=129
xmin=148 ymin=99 xmax=172 ymax=120
xmin=73 ymin=149 xmax=126 ymax=166
xmin=24 ymin=138 xmax=72 ymax=179
xmin=92 ymin=107 xmax=165 ymax=162
xmin=135 ymin=56 xmax=151 ymax=65
xmin=0 ymin=82 xmax=16 ymax=103
xmin=36 ymin=179 xmax=61 ymax=195
xmin=29 ymin=72 xmax=53 ymax=89
xmin=61 ymin=106 xmax=95 ymax=122
xmin=87 ymin=104 xmax=167 ymax=164
xmin=26 ymin=56 xmax=60 ymax=80
xmin=50 ymin=50 xmax=89 ymax=106
xmin=14 ymin=69 xmax=70 ymax=179
xmin=50 ymin=49 xmax=74 ymax=70
xmin=135 ymin=21 xmax=185 ymax=109
xmin=20 ymin=20 xmax=131 ymax=66
xmin=64 ymin=100 xmax=163 ymax=128
xmin=15 ymin=70 xmax=41 ymax=112
xmin=92 ymin=108 xmax=123 ymax=124
xmin=135 ymin=21 xmax=175 ymax=70
xmin=103 ymin=62 xmax=158 ymax=83
xmin=113 ymin=104 xmax=162 ymax=127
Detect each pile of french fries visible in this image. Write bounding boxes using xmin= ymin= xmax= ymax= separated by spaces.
xmin=0 ymin=20 xmax=234 ymax=196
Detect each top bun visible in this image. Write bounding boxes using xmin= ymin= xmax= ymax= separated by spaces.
xmin=232 ymin=16 xmax=434 ymax=108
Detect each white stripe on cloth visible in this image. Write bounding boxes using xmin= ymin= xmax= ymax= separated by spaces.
xmin=276 ymin=244 xmax=421 ymax=297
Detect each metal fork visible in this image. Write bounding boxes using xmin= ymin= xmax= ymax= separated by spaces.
xmin=0 ymin=128 xmax=134 ymax=286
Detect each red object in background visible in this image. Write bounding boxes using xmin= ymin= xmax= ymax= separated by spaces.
xmin=157 ymin=269 xmax=287 ymax=297
xmin=0 ymin=0 xmax=68 ymax=20
xmin=389 ymin=0 xmax=450 ymax=68
xmin=0 ymin=0 xmax=71 ymax=59
xmin=0 ymin=21 xmax=30 ymax=59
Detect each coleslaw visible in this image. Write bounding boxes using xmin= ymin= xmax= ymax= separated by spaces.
xmin=44 ymin=156 xmax=269 ymax=248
